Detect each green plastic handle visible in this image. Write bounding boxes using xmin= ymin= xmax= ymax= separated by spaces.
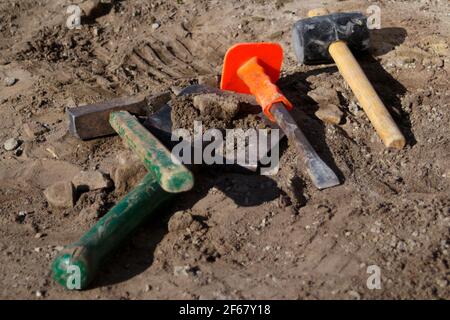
xmin=109 ymin=111 xmax=194 ymax=193
xmin=52 ymin=173 xmax=173 ymax=290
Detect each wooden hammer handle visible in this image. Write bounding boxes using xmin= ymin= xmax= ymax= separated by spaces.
xmin=329 ymin=41 xmax=405 ymax=149
xmin=307 ymin=8 xmax=405 ymax=149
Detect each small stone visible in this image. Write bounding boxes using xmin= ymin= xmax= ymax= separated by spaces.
xmin=3 ymin=138 xmax=19 ymax=151
xmin=152 ymin=23 xmax=160 ymax=30
xmin=268 ymin=30 xmax=283 ymax=39
xmin=396 ymin=240 xmax=407 ymax=252
xmin=173 ymin=265 xmax=191 ymax=277
xmin=16 ymin=211 xmax=27 ymax=223
xmin=112 ymin=153 xmax=146 ymax=193
xmin=34 ymin=247 xmax=42 ymax=253
xmin=171 ymin=86 xmax=182 ymax=95
xmin=315 ymin=104 xmax=343 ymax=125
xmin=35 ymin=290 xmax=44 ymax=298
xmin=443 ymin=169 xmax=450 ymax=179
xmin=72 ymin=170 xmax=112 ymax=192
xmin=43 ymin=181 xmax=75 ymax=209
xmin=308 ymin=86 xmax=340 ymax=106
xmin=436 ymin=278 xmax=448 ymax=288
xmin=168 ymin=211 xmax=193 ymax=232
xmin=348 ymin=101 xmax=361 ymax=113
xmin=34 ymin=233 xmax=44 ymax=239
xmin=4 ymin=77 xmax=17 ymax=87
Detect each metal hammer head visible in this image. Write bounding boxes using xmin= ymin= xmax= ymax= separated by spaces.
xmin=292 ymin=12 xmax=370 ymax=65
xmin=67 ymin=93 xmax=171 ymax=140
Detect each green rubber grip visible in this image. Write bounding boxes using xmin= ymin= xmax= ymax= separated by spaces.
xmin=52 ymin=173 xmax=173 ymax=290
xmin=109 ymin=111 xmax=194 ymax=193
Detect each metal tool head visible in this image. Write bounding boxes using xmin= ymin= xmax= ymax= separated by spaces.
xmin=67 ymin=95 xmax=148 ymax=140
xmin=292 ymin=12 xmax=370 ymax=65
xmin=220 ymin=43 xmax=283 ymax=94
xmin=67 ymin=92 xmax=171 ymax=140
xmin=270 ymin=103 xmax=340 ymax=190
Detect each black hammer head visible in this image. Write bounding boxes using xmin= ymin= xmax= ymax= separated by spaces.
xmin=292 ymin=12 xmax=370 ymax=65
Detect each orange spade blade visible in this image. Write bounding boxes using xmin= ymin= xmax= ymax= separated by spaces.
xmin=220 ymin=43 xmax=283 ymax=94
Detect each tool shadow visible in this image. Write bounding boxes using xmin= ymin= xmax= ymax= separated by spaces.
xmin=370 ymin=27 xmax=407 ymax=57
xmin=93 ymin=167 xmax=284 ymax=289
xmin=80 ymin=1 xmax=117 ymax=25
xmin=277 ymin=68 xmax=345 ymax=184
xmin=358 ymin=55 xmax=415 ymax=146
xmin=364 ymin=27 xmax=416 ymax=145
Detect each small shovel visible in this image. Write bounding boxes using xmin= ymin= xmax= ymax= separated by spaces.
xmin=220 ymin=42 xmax=340 ymax=190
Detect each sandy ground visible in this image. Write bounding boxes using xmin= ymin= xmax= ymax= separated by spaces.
xmin=0 ymin=0 xmax=449 ymax=299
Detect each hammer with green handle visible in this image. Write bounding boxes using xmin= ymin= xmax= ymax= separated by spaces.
xmin=52 ymin=111 xmax=193 ymax=290
xmin=54 ymin=85 xmax=283 ymax=289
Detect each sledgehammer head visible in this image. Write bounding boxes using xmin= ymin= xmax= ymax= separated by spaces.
xmin=292 ymin=12 xmax=370 ymax=65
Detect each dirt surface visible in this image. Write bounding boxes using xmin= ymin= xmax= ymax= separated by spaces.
xmin=0 ymin=0 xmax=449 ymax=299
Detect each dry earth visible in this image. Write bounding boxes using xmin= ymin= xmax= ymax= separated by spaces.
xmin=0 ymin=0 xmax=449 ymax=299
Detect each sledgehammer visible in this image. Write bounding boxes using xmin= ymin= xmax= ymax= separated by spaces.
xmin=292 ymin=8 xmax=405 ymax=149
xmin=52 ymin=112 xmax=193 ymax=290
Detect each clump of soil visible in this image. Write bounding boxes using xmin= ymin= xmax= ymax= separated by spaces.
xmin=193 ymin=93 xmax=240 ymax=120
xmin=171 ymin=92 xmax=267 ymax=133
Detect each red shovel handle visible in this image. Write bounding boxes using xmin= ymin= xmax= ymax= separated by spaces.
xmin=237 ymin=57 xmax=293 ymax=121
